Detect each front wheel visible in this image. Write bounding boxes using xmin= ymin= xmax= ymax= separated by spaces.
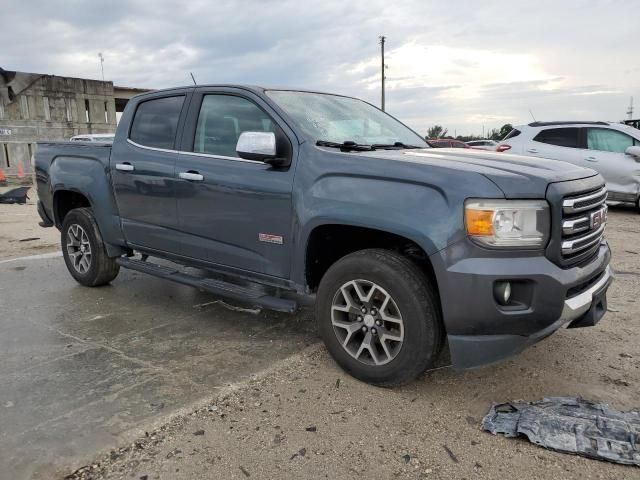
xmin=61 ymin=208 xmax=120 ymax=286
xmin=316 ymin=249 xmax=443 ymax=387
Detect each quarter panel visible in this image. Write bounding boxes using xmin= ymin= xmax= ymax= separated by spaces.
xmin=48 ymin=151 xmax=125 ymax=246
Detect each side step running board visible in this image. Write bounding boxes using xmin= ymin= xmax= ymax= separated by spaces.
xmin=116 ymin=257 xmax=297 ymax=313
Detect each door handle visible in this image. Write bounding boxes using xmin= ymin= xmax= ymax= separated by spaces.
xmin=115 ymin=162 xmax=134 ymax=172
xmin=526 ymin=148 xmax=538 ymax=154
xmin=178 ymin=171 xmax=204 ymax=181
xmin=584 ymin=156 xmax=598 ymax=162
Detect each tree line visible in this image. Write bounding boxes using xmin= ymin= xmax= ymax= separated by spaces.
xmin=426 ymin=124 xmax=513 ymax=142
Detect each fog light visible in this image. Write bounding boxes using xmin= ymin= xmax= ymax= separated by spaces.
xmin=494 ymin=281 xmax=512 ymax=306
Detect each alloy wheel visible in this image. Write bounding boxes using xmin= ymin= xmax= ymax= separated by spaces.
xmin=66 ymin=224 xmax=92 ymax=274
xmin=331 ymin=279 xmax=404 ymax=366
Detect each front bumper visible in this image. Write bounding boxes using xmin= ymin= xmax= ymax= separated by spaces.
xmin=431 ymin=240 xmax=612 ymax=369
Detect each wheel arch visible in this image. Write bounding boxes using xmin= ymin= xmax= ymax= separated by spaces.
xmin=302 ymin=223 xmax=441 ymax=303
xmin=53 ymin=189 xmax=92 ymax=227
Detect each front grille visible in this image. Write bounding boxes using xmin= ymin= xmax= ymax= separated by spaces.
xmin=560 ymin=186 xmax=607 ymax=262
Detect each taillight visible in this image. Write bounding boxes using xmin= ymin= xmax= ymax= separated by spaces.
xmin=496 ymin=144 xmax=511 ymax=153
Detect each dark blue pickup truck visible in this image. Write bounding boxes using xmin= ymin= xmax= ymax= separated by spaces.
xmin=35 ymin=85 xmax=612 ymax=385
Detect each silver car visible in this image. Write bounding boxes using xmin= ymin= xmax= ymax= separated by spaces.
xmin=466 ymin=139 xmax=499 ymax=151
xmin=500 ymin=121 xmax=640 ymax=209
xmin=70 ymin=133 xmax=115 ymax=143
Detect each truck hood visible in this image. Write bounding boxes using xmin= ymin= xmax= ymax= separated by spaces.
xmin=364 ymin=148 xmax=599 ymax=198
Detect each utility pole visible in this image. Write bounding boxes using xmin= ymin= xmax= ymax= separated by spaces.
xmin=627 ymin=97 xmax=634 ymax=120
xmin=98 ymin=53 xmax=105 ymax=82
xmin=379 ymin=35 xmax=386 ymax=111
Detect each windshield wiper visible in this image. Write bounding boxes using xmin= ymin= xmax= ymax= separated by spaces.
xmin=316 ymin=140 xmax=374 ymax=152
xmin=371 ymin=142 xmax=424 ymax=150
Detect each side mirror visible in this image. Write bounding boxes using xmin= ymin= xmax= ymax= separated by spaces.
xmin=625 ymin=145 xmax=640 ymax=160
xmin=236 ymin=131 xmax=277 ymax=161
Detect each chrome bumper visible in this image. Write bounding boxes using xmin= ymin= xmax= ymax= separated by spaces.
xmin=559 ymin=265 xmax=613 ymax=323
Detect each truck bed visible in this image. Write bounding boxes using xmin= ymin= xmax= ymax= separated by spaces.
xmin=34 ymin=141 xmax=114 ymax=231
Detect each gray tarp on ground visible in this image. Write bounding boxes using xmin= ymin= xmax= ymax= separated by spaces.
xmin=482 ymin=397 xmax=640 ymax=466
xmin=0 ymin=186 xmax=29 ymax=204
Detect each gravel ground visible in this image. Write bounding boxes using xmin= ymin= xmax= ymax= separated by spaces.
xmin=57 ymin=205 xmax=640 ymax=480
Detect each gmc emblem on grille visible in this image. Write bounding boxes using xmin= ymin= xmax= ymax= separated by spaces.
xmin=590 ymin=207 xmax=607 ymax=230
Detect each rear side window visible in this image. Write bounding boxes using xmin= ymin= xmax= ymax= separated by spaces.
xmin=129 ymin=96 xmax=185 ymax=149
xmin=533 ymin=128 xmax=579 ymax=148
xmin=502 ymin=129 xmax=520 ymax=140
xmin=586 ymin=128 xmax=635 ymax=153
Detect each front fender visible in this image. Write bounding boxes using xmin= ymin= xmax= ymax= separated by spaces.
xmin=292 ymin=172 xmax=487 ymax=285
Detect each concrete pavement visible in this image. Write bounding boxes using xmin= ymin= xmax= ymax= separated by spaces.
xmin=0 ymin=254 xmax=316 ymax=479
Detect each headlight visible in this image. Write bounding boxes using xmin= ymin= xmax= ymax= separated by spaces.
xmin=464 ymin=199 xmax=550 ymax=248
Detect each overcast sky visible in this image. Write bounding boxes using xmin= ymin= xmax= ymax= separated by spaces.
xmin=3 ymin=0 xmax=637 ymax=135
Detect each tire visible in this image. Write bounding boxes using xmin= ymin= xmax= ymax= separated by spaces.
xmin=61 ymin=208 xmax=120 ymax=286
xmin=316 ymin=248 xmax=443 ymax=387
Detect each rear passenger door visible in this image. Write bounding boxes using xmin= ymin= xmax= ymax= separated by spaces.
xmin=173 ymin=88 xmax=297 ymax=278
xmin=110 ymin=93 xmax=189 ymax=254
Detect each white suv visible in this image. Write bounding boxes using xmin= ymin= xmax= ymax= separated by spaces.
xmin=500 ymin=121 xmax=640 ymax=209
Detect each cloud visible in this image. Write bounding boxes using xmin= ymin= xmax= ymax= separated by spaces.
xmin=1 ymin=0 xmax=637 ymax=135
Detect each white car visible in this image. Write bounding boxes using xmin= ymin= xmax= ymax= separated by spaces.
xmin=499 ymin=121 xmax=640 ymax=209
xmin=70 ymin=133 xmax=115 ymax=143
xmin=466 ymin=139 xmax=499 ymax=151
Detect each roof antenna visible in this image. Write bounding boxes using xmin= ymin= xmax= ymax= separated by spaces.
xmin=529 ymin=109 xmax=537 ymax=122
xmin=190 ymin=72 xmax=197 ymax=85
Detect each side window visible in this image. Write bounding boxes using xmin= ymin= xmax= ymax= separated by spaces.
xmin=193 ymin=95 xmax=275 ymax=158
xmin=533 ymin=128 xmax=580 ymax=148
xmin=502 ymin=129 xmax=521 ymax=140
xmin=129 ymin=96 xmax=185 ymax=149
xmin=586 ymin=128 xmax=634 ymax=154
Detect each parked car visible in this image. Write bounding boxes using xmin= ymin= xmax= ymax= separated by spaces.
xmin=499 ymin=121 xmax=640 ymax=209
xmin=427 ymin=138 xmax=470 ymax=148
xmin=35 ymin=86 xmax=612 ymax=386
xmin=466 ymin=139 xmax=499 ymax=151
xmin=70 ymin=134 xmax=116 ymax=143
xmin=623 ymin=119 xmax=639 ymax=130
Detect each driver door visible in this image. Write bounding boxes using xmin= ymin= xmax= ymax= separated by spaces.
xmin=584 ymin=127 xmax=640 ymax=200
xmin=173 ymin=89 xmax=297 ymax=278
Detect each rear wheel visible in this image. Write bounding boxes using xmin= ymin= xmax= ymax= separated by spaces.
xmin=61 ymin=208 xmax=120 ymax=286
xmin=316 ymin=249 xmax=443 ymax=386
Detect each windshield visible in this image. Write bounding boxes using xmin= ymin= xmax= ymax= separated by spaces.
xmin=266 ymin=90 xmax=428 ymax=148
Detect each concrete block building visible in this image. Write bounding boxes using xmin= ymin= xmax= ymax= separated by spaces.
xmin=0 ymin=68 xmax=148 ymax=176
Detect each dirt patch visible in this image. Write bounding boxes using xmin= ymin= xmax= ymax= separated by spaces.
xmin=0 ymin=188 xmax=60 ymax=260
xmin=62 ymin=206 xmax=640 ymax=480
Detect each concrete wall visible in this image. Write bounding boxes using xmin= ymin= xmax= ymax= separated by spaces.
xmin=0 ymin=72 xmax=117 ymax=176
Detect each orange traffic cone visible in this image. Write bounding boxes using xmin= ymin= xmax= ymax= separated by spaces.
xmin=17 ymin=162 xmax=25 ymax=179
xmin=0 ymin=168 xmax=6 ymax=185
